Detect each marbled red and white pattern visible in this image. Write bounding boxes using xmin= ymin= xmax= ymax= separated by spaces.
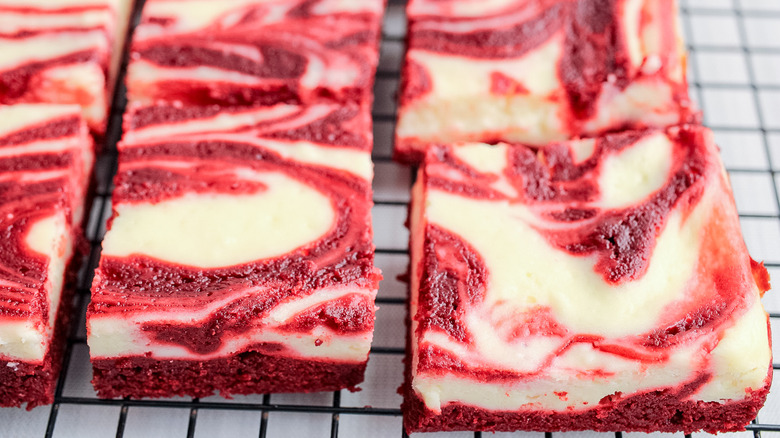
xmin=123 ymin=101 xmax=372 ymax=150
xmin=396 ymin=0 xmax=697 ymax=163
xmin=0 ymin=0 xmax=134 ymax=137
xmin=87 ymin=108 xmax=380 ymax=399
xmin=405 ymin=126 xmax=771 ymax=433
xmin=127 ymin=0 xmax=385 ymax=107
xmin=0 ymin=104 xmax=93 ymax=409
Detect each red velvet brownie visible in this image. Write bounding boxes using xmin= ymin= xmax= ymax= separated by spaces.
xmin=396 ymin=0 xmax=697 ymax=163
xmin=87 ymin=110 xmax=380 ymax=399
xmin=126 ymin=0 xmax=385 ymax=107
xmin=0 ymin=0 xmax=134 ymax=137
xmin=0 ymin=104 xmax=93 ymax=409
xmin=405 ymin=126 xmax=771 ymax=433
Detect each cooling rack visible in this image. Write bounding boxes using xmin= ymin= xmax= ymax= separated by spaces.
xmin=3 ymin=0 xmax=780 ymax=436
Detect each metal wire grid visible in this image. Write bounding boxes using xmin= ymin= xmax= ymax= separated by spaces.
xmin=2 ymin=0 xmax=780 ymax=436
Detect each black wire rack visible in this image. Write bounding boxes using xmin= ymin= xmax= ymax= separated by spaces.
xmin=3 ymin=0 xmax=780 ymax=436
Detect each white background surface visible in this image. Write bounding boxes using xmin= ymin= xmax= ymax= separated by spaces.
xmin=3 ymin=0 xmax=780 ymax=437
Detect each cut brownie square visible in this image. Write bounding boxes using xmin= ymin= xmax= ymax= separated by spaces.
xmin=395 ymin=0 xmax=697 ymax=163
xmin=127 ymin=0 xmax=385 ymax=107
xmin=0 ymin=104 xmax=93 ymax=409
xmin=405 ymin=126 xmax=771 ymax=433
xmin=0 ymin=0 xmax=134 ymax=138
xmin=87 ymin=110 xmax=381 ymax=399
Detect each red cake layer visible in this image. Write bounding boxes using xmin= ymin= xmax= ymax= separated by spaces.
xmin=403 ymin=374 xmax=773 ymax=433
xmin=92 ymin=353 xmax=367 ymax=399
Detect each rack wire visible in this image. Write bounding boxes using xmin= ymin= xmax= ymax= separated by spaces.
xmin=2 ymin=0 xmax=780 ymax=436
